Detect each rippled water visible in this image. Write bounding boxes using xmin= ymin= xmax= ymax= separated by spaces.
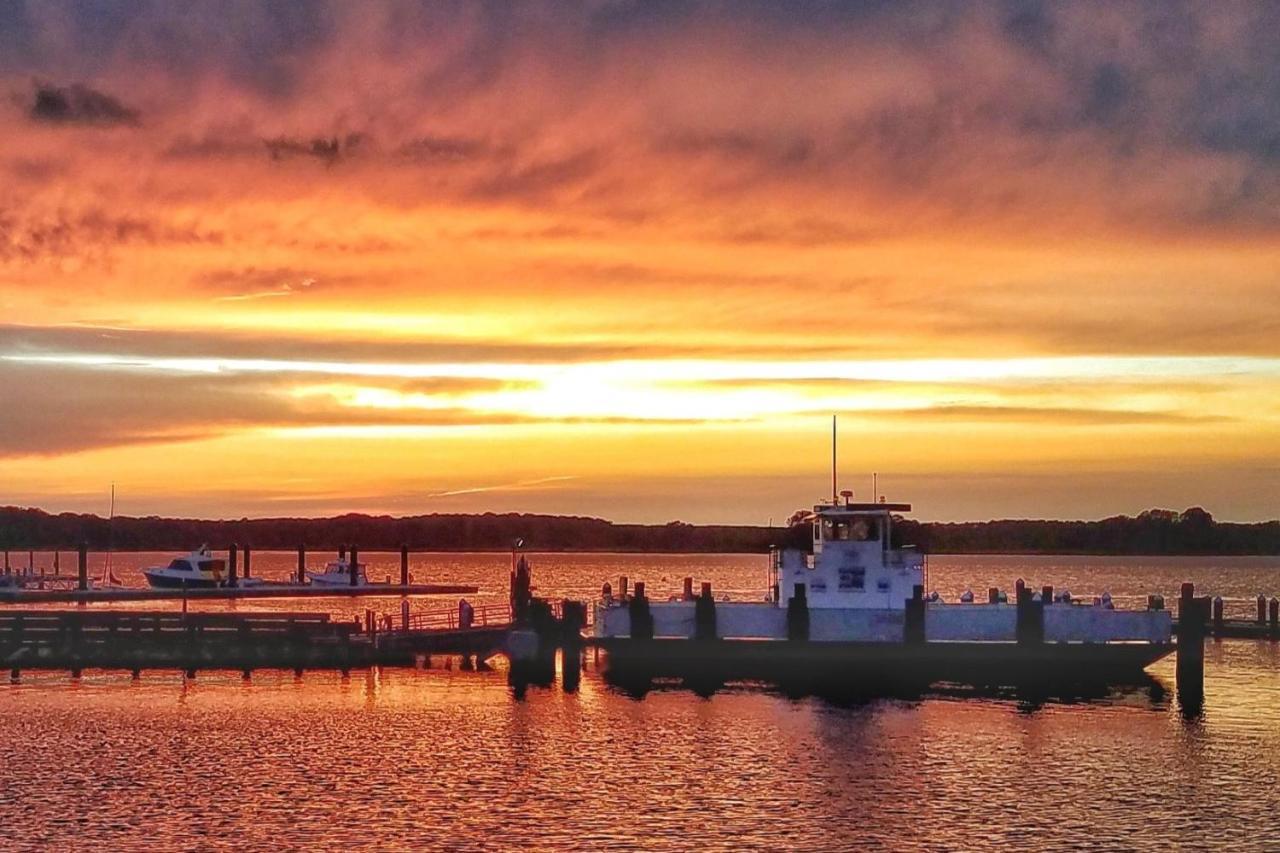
xmin=3 ymin=553 xmax=1279 ymax=850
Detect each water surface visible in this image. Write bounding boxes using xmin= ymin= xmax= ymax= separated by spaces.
xmin=2 ymin=553 xmax=1279 ymax=851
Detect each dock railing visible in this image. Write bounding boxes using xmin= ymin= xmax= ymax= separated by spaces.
xmin=400 ymin=603 xmax=512 ymax=632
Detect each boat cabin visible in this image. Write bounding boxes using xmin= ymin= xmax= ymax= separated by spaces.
xmin=771 ymin=500 xmax=923 ymax=610
xmin=167 ymin=553 xmax=226 ymax=575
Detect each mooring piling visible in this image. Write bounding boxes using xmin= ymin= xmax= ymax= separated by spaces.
xmin=400 ymin=545 xmax=409 ymax=586
xmin=629 ymin=581 xmax=653 ymax=640
xmin=904 ymin=584 xmax=926 ymax=644
xmin=1212 ymin=596 xmax=1224 ymax=632
xmin=243 ymin=547 xmax=251 ymax=579
xmin=987 ymin=586 xmax=999 ymax=604
xmin=1259 ymin=594 xmax=1268 ymax=625
xmin=787 ymin=583 xmax=810 ymax=642
xmin=1176 ymin=581 xmax=1207 ymax=708
xmin=695 ymin=582 xmax=717 ymax=641
xmin=77 ymin=544 xmax=87 ymax=591
xmin=228 ymin=544 xmax=238 ymax=588
xmin=349 ymin=546 xmax=359 ymax=587
xmin=1015 ymin=579 xmax=1045 ymax=644
xmin=1270 ymin=597 xmax=1279 ymax=637
xmin=297 ymin=545 xmax=306 ymax=583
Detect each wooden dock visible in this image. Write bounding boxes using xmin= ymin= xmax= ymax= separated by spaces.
xmin=0 ymin=582 xmax=477 ymax=605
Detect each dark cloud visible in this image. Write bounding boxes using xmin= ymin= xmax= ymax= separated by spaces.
xmin=264 ymin=133 xmax=365 ymax=165
xmin=0 ymin=208 xmax=222 ymax=263
xmin=27 ymin=82 xmax=139 ymax=126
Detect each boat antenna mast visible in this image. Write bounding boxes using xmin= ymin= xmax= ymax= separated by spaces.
xmin=831 ymin=414 xmax=837 ymax=505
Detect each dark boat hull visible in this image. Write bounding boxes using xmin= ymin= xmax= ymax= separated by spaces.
xmin=594 ymin=637 xmax=1174 ymax=688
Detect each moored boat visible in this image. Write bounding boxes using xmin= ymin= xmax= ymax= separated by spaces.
xmin=306 ymin=558 xmax=381 ymax=587
xmin=593 ymin=494 xmax=1175 ymax=685
xmin=143 ymin=547 xmax=228 ymax=589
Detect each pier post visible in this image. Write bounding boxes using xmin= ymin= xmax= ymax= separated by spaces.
xmin=339 ymin=545 xmax=347 ymax=561
xmin=228 ymin=544 xmax=238 ymax=588
xmin=787 ymin=583 xmax=810 ymax=642
xmin=629 ymin=582 xmax=653 ymax=640
xmin=695 ymin=582 xmax=717 ymax=641
xmin=243 ymin=547 xmax=251 ymax=579
xmin=400 ymin=545 xmax=409 ymax=586
xmin=1176 ymin=582 xmax=1206 ymax=713
xmin=682 ymin=577 xmax=694 ymax=601
xmin=298 ymin=545 xmax=306 ymax=583
xmin=619 ymin=576 xmax=629 ymax=601
xmin=1041 ymin=585 xmax=1054 ymax=605
xmin=561 ymin=599 xmax=586 ymax=691
xmin=1212 ymin=596 xmax=1224 ymax=633
xmin=987 ymin=586 xmax=999 ymax=604
xmin=1270 ymin=598 xmax=1279 ymax=637
xmin=904 ymin=584 xmax=926 ymax=644
xmin=349 ymin=546 xmax=359 ymax=587
xmin=3 ymin=550 xmax=8 ymax=575
xmin=77 ymin=543 xmax=88 ymax=591
xmin=1258 ymin=595 xmax=1268 ymax=625
xmin=1016 ymin=582 xmax=1044 ymax=644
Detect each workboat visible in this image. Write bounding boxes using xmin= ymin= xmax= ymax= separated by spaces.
xmin=592 ymin=493 xmax=1176 ymax=685
xmin=143 ymin=547 xmax=229 ymax=589
xmin=306 ymin=558 xmax=380 ymax=587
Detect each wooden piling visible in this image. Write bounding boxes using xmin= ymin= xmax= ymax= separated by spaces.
xmin=1176 ymin=582 xmax=1206 ymax=708
xmin=77 ymin=544 xmax=88 ymax=591
xmin=787 ymin=583 xmax=810 ymax=642
xmin=987 ymin=586 xmax=999 ymax=604
xmin=628 ymin=581 xmax=653 ymax=640
xmin=1270 ymin=597 xmax=1279 ymax=636
xmin=298 ymin=545 xmax=306 ymax=584
xmin=228 ymin=544 xmax=238 ymax=588
xmin=400 ymin=545 xmax=409 ymax=586
xmin=682 ymin=577 xmax=694 ymax=601
xmin=695 ymin=582 xmax=717 ymax=641
xmin=243 ymin=547 xmax=251 ymax=579
xmin=1212 ymin=596 xmax=1224 ymax=632
xmin=904 ymin=584 xmax=926 ymax=644
xmin=1015 ymin=582 xmax=1044 ymax=644
xmin=619 ymin=576 xmax=629 ymax=600
xmin=349 ymin=546 xmax=359 ymax=587
xmin=1259 ymin=594 xmax=1268 ymax=625
xmin=1041 ymin=585 xmax=1054 ymax=604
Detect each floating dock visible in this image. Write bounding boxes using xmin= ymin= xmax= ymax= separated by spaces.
xmin=0 ymin=582 xmax=477 ymax=605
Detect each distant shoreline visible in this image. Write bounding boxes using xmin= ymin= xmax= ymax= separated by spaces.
xmin=2 ymin=505 xmax=1277 ymax=557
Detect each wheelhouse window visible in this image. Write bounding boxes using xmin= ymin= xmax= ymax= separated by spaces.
xmin=822 ymin=517 xmax=881 ymax=541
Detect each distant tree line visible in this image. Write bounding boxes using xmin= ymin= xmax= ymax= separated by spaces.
xmin=0 ymin=506 xmax=1276 ymax=555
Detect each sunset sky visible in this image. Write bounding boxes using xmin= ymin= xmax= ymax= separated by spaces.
xmin=1 ymin=1 xmax=1278 ymax=523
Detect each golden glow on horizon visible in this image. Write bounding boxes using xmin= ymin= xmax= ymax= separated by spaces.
xmin=4 ymin=3 xmax=1280 ymax=522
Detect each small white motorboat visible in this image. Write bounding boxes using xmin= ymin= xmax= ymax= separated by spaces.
xmin=143 ymin=547 xmax=228 ymax=588
xmin=306 ymin=558 xmax=382 ymax=587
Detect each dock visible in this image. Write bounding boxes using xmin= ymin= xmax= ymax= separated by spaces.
xmin=0 ymin=583 xmax=477 ymax=605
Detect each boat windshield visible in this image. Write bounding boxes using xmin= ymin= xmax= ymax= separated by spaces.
xmin=194 ymin=559 xmax=226 ymax=573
